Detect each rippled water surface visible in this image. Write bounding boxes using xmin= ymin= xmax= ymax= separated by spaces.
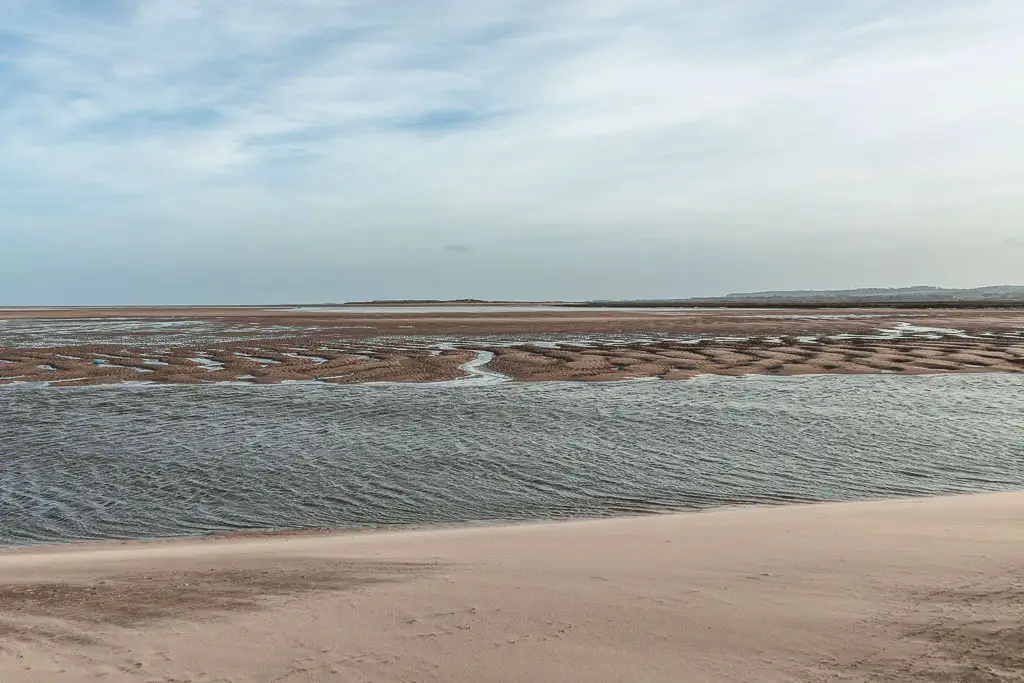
xmin=2 ymin=375 xmax=1022 ymax=546
xmin=0 ymin=318 xmax=319 ymax=348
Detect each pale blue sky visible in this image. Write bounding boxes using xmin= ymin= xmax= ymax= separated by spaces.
xmin=1 ymin=0 xmax=1022 ymax=304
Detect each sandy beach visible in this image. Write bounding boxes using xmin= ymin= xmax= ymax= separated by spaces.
xmin=2 ymin=492 xmax=1022 ymax=682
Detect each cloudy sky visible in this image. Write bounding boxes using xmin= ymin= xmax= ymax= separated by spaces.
xmin=1 ymin=0 xmax=1022 ymax=304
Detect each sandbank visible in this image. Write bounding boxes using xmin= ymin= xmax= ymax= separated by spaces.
xmin=1 ymin=306 xmax=1022 ymax=385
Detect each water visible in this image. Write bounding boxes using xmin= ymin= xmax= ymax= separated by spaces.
xmin=0 ymin=318 xmax=321 ymax=348
xmin=1 ymin=374 xmax=1022 ymax=546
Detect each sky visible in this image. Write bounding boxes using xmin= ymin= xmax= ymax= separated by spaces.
xmin=1 ymin=0 xmax=1022 ymax=304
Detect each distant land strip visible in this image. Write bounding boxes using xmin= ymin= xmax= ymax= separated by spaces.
xmin=573 ymin=300 xmax=1024 ymax=309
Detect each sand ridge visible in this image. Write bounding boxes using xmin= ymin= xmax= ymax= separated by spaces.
xmin=1 ymin=336 xmax=1022 ymax=385
xmin=1 ymin=307 xmax=1022 ymax=384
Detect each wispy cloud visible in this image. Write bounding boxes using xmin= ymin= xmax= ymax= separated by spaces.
xmin=1 ymin=0 xmax=1022 ymax=303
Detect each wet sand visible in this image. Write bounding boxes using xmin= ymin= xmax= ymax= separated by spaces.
xmin=3 ymin=304 xmax=1024 ymax=334
xmin=1 ymin=306 xmax=1022 ymax=384
xmin=1 ymin=492 xmax=1023 ymax=682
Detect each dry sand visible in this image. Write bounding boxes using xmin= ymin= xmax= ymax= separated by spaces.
xmin=2 ymin=492 xmax=1023 ymax=682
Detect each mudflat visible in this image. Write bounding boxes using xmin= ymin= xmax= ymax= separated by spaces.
xmin=1 ymin=492 xmax=1023 ymax=682
xmin=1 ymin=305 xmax=1022 ymax=384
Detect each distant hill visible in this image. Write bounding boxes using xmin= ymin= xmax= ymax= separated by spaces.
xmin=577 ymin=285 xmax=1024 ymax=308
xmin=717 ymin=286 xmax=1024 ymax=302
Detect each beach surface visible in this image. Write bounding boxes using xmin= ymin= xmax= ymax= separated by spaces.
xmin=2 ymin=492 xmax=1022 ymax=682
xmin=1 ymin=305 xmax=1022 ymax=384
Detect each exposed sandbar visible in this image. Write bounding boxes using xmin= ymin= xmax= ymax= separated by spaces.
xmin=1 ymin=307 xmax=1021 ymax=385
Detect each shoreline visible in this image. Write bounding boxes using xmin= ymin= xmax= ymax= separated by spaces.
xmin=2 ymin=491 xmax=1023 ymax=681
xmin=0 ymin=501 xmax=833 ymax=554
xmin=0 ymin=488 xmax=1018 ymax=553
xmin=2 ymin=367 xmax=1024 ymax=392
